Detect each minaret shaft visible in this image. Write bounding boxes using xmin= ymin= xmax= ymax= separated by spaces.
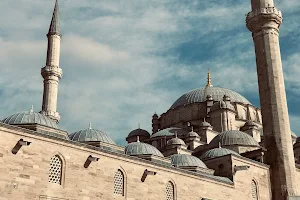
xmin=46 ymin=35 xmax=61 ymax=67
xmin=41 ymin=0 xmax=62 ymax=123
xmin=247 ymin=0 xmax=298 ymax=198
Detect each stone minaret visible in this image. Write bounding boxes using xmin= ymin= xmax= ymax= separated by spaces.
xmin=40 ymin=0 xmax=62 ymax=123
xmin=246 ymin=0 xmax=299 ymax=198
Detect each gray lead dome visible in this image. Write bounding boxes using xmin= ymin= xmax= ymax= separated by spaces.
xmin=3 ymin=111 xmax=58 ymax=129
xmin=200 ymin=147 xmax=240 ymax=160
xmin=125 ymin=142 xmax=164 ymax=157
xmin=171 ymin=86 xmax=251 ymax=109
xmin=69 ymin=127 xmax=115 ymax=144
xmin=210 ymin=130 xmax=259 ymax=147
xmin=170 ymin=154 xmax=207 ymax=168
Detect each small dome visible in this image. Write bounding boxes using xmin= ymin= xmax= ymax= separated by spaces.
xmin=200 ymin=147 xmax=239 ymax=160
xmin=125 ymin=141 xmax=163 ymax=157
xmin=150 ymin=127 xmax=189 ymax=138
xmin=152 ymin=113 xmax=158 ymax=118
xmin=170 ymin=154 xmax=207 ymax=168
xmin=170 ymin=86 xmax=251 ymax=109
xmin=69 ymin=124 xmax=115 ymax=144
xmin=187 ymin=131 xmax=199 ymax=137
xmin=127 ymin=128 xmax=150 ymax=139
xmin=200 ymin=121 xmax=211 ymax=127
xmin=210 ymin=100 xmax=235 ymax=112
xmin=210 ymin=130 xmax=259 ymax=147
xmin=292 ymin=131 xmax=297 ymax=139
xmin=3 ymin=110 xmax=58 ymax=129
xmin=167 ymin=137 xmax=186 ymax=146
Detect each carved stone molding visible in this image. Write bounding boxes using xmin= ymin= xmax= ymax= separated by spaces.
xmin=41 ymin=65 xmax=63 ymax=79
xmin=246 ymin=7 xmax=282 ymax=33
xmin=252 ymin=27 xmax=279 ymax=39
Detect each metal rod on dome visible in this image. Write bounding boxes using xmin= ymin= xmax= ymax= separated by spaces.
xmin=89 ymin=123 xmax=92 ymax=130
xmin=30 ymin=105 xmax=34 ymax=113
xmin=138 ymin=123 xmax=140 ymax=129
xmin=206 ymin=69 xmax=213 ymax=87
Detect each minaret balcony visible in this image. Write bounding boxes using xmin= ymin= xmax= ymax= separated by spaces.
xmin=41 ymin=65 xmax=62 ymax=79
xmin=246 ymin=7 xmax=282 ymax=32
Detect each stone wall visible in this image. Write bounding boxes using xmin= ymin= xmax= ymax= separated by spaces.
xmin=0 ymin=124 xmax=271 ymax=200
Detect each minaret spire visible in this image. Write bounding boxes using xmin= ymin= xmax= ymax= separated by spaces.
xmin=48 ymin=0 xmax=60 ymax=36
xmin=206 ymin=69 xmax=213 ymax=87
xmin=40 ymin=0 xmax=63 ymax=123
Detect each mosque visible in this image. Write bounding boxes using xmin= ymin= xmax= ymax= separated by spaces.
xmin=1 ymin=0 xmax=300 ymax=200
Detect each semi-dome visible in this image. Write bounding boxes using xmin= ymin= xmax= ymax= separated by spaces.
xmin=170 ymin=154 xmax=207 ymax=168
xmin=200 ymin=147 xmax=240 ymax=160
xmin=171 ymin=86 xmax=251 ymax=109
xmin=3 ymin=109 xmax=58 ymax=129
xmin=167 ymin=137 xmax=186 ymax=146
xmin=69 ymin=123 xmax=115 ymax=144
xmin=151 ymin=127 xmax=189 ymax=138
xmin=125 ymin=141 xmax=163 ymax=157
xmin=127 ymin=128 xmax=150 ymax=139
xmin=210 ymin=130 xmax=259 ymax=147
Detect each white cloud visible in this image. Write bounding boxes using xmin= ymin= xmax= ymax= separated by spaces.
xmin=0 ymin=0 xmax=299 ymax=145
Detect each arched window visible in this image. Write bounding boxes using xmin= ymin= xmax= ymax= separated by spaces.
xmin=48 ymin=155 xmax=62 ymax=185
xmin=166 ymin=181 xmax=175 ymax=200
xmin=114 ymin=169 xmax=124 ymax=196
xmin=251 ymin=180 xmax=258 ymax=200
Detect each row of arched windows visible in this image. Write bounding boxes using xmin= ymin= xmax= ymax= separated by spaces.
xmin=48 ymin=155 xmax=176 ymax=199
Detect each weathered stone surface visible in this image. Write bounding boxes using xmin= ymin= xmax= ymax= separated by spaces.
xmin=0 ymin=125 xmax=273 ymax=200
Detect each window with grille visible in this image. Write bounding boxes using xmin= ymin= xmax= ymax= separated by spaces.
xmin=166 ymin=181 xmax=175 ymax=200
xmin=251 ymin=180 xmax=258 ymax=200
xmin=114 ymin=169 xmax=124 ymax=196
xmin=48 ymin=155 xmax=62 ymax=185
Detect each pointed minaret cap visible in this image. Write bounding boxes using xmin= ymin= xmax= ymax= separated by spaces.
xmin=30 ymin=105 xmax=34 ymax=113
xmin=48 ymin=0 xmax=61 ymax=36
xmin=206 ymin=69 xmax=213 ymax=87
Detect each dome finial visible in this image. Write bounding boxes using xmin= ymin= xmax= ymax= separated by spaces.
xmin=175 ymin=131 xmax=178 ymax=138
xmin=206 ymin=69 xmax=213 ymax=87
xmin=89 ymin=123 xmax=92 ymax=130
xmin=137 ymin=136 xmax=140 ymax=142
xmin=138 ymin=123 xmax=140 ymax=129
xmin=30 ymin=105 xmax=34 ymax=113
xmin=191 ymin=126 xmax=194 ymax=132
xmin=219 ymin=142 xmax=222 ymax=148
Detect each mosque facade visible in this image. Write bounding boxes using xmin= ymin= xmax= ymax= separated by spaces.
xmin=1 ymin=0 xmax=300 ymax=200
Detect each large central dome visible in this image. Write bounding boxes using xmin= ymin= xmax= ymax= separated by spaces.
xmin=170 ymin=86 xmax=251 ymax=109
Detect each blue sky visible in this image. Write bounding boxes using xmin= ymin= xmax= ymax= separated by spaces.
xmin=0 ymin=0 xmax=299 ymax=146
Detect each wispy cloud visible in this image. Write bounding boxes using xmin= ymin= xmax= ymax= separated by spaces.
xmin=0 ymin=0 xmax=299 ymax=145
